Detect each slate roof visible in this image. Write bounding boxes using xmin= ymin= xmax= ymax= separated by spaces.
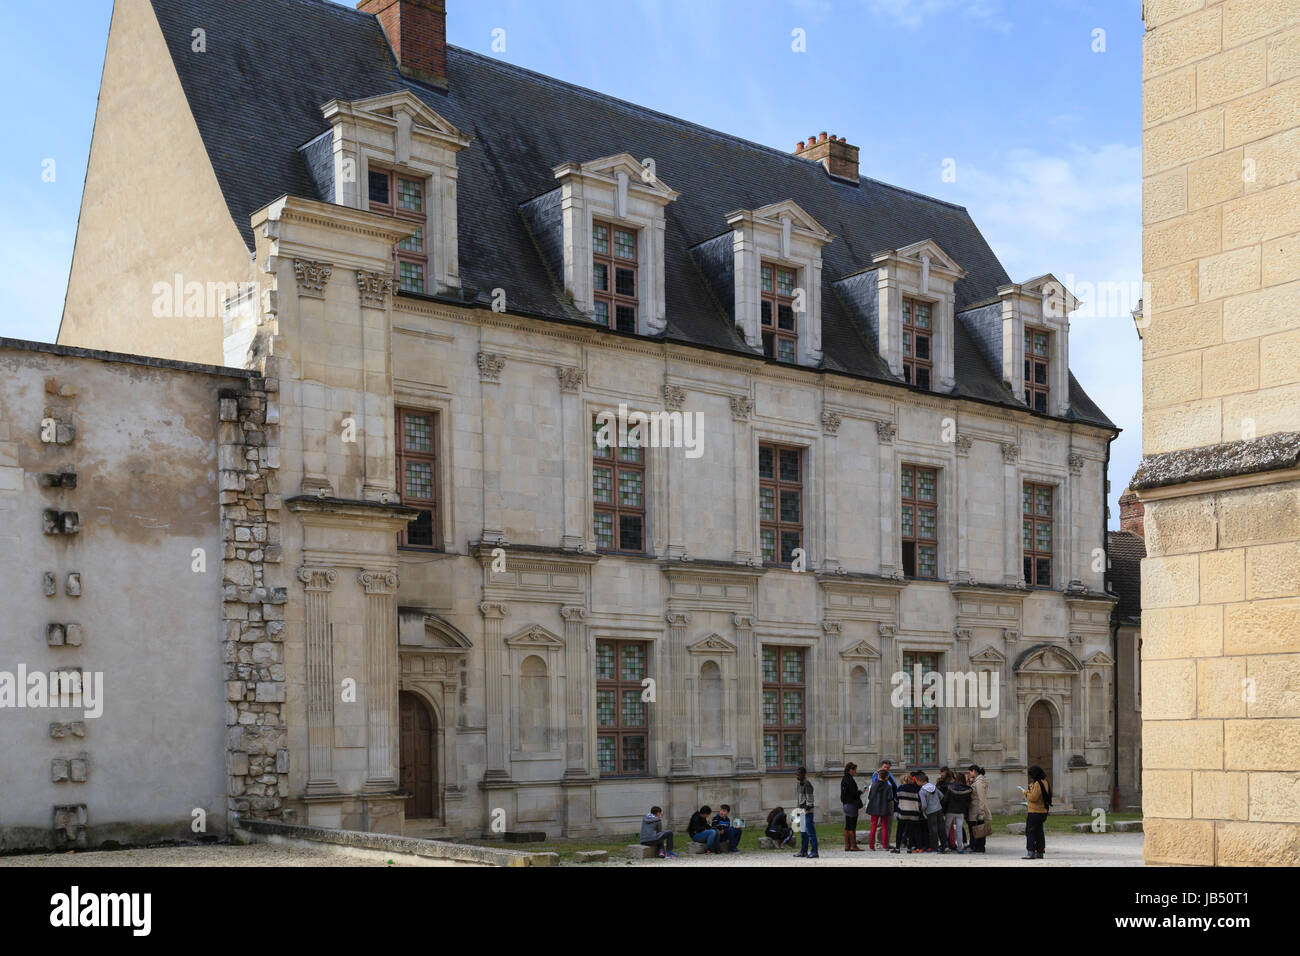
xmin=148 ymin=0 xmax=1115 ymax=429
xmin=1107 ymin=531 xmax=1145 ymax=625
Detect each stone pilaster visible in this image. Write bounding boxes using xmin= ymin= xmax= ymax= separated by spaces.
xmin=733 ymin=614 xmax=757 ymax=771
xmin=479 ymin=601 xmax=509 ymax=780
xmin=560 ymin=605 xmax=589 ymax=776
xmin=298 ymin=566 xmax=339 ymax=795
xmin=666 ymin=611 xmax=692 ymax=774
xmin=358 ymin=568 xmax=399 ymax=789
xmin=478 ymin=352 xmax=506 ymax=544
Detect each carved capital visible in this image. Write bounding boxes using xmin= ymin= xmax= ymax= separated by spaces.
xmin=357 ymin=569 xmax=399 ymax=595
xmin=477 ymin=351 xmax=505 ymax=383
xmin=729 ymin=396 xmax=754 ymax=422
xmin=953 ymin=627 xmax=972 ymax=642
xmin=478 ymin=601 xmax=509 ymax=619
xmin=1001 ymin=442 xmax=1020 ymax=463
xmin=821 ymin=410 xmax=842 ymax=436
xmin=731 ymin=614 xmax=754 ymax=631
xmin=557 ymin=366 xmax=586 ymax=392
xmin=559 ymin=605 xmax=589 ymax=622
xmin=662 ymin=384 xmax=686 ymax=410
xmin=355 ymin=269 xmax=395 ymax=305
xmin=294 ymin=259 xmax=332 ymax=298
xmin=878 ymin=623 xmax=896 ymax=638
xmin=1003 ymin=628 xmax=1020 ymax=643
xmin=876 ymin=421 xmax=897 ymax=444
xmin=821 ymin=620 xmax=842 ymax=634
xmin=297 ymin=566 xmax=338 ymax=591
xmin=665 ymin=611 xmax=692 ymax=628
xmin=1068 ymin=453 xmax=1085 ymax=475
xmin=955 ymin=434 xmax=973 ymax=456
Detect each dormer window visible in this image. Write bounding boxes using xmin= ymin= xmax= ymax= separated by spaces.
xmin=761 ymin=262 xmax=798 ymax=362
xmin=902 ymin=297 xmax=933 ymax=389
xmin=368 ymin=168 xmax=428 ymax=294
xmin=1024 ymin=327 xmax=1050 ymax=412
xmin=593 ymin=220 xmax=638 ymax=332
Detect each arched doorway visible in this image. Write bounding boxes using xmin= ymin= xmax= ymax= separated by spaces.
xmin=1026 ymin=700 xmax=1053 ymax=780
xmin=400 ymin=691 xmax=438 ymax=820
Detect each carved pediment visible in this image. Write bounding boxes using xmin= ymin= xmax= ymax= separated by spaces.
xmin=687 ymin=633 xmax=737 ymax=655
xmin=1014 ymin=643 xmax=1082 ymax=673
xmin=1084 ymin=650 xmax=1116 ymax=667
xmin=969 ymin=645 xmax=1006 ymax=665
xmin=840 ymin=640 xmax=881 ymax=661
xmin=728 ymin=199 xmax=833 ymax=243
xmin=505 ymin=624 xmax=565 ymax=648
xmin=892 ymin=238 xmax=967 ymax=279
xmin=323 ymin=90 xmax=472 ymax=149
xmin=553 ymin=153 xmax=680 ymax=203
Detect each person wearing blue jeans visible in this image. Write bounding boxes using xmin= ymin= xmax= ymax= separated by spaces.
xmin=793 ymin=766 xmax=819 ymax=858
xmin=711 ymin=805 xmax=743 ymax=853
xmin=688 ymin=805 xmax=721 ymax=853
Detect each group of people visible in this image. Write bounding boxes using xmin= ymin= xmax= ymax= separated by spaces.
xmin=639 ymin=761 xmax=1053 ymax=861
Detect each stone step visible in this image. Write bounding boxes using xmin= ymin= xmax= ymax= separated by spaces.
xmin=1112 ymin=820 xmax=1144 ymax=832
xmin=626 ymin=844 xmax=656 ymax=859
xmin=574 ymin=850 xmax=608 ymax=863
xmin=1005 ymin=822 xmax=1026 ymax=834
xmin=1071 ymin=821 xmax=1112 ymax=833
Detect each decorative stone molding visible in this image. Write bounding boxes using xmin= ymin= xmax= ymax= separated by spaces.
xmin=1068 ymin=453 xmax=1085 ymax=475
xmin=954 ymin=627 xmax=972 ymax=642
xmin=732 ymin=614 xmax=754 ymax=630
xmin=477 ymin=352 xmax=505 ymax=383
xmin=955 ymin=434 xmax=973 ymax=456
xmin=729 ymin=396 xmax=754 ymax=422
xmin=663 ymin=383 xmax=686 ymax=410
xmin=841 ymin=640 xmax=881 ymax=660
xmin=293 ymin=258 xmax=332 ymax=298
xmin=1069 ymin=632 xmax=1084 ymax=645
xmin=876 ymin=421 xmax=897 ymax=443
xmin=877 ymin=623 xmax=896 ymax=638
xmin=1001 ymin=442 xmax=1020 ymax=463
xmin=665 ymin=611 xmax=693 ymax=627
xmin=505 ymin=623 xmax=566 ymax=647
xmin=357 ymin=569 xmax=399 ymax=595
xmin=821 ymin=620 xmax=843 ymax=634
xmin=687 ymin=633 xmax=738 ymax=654
xmin=355 ymin=269 xmax=395 ymax=305
xmin=1003 ymin=628 xmax=1020 ymax=644
xmin=557 ymin=366 xmax=586 ymax=392
xmin=821 ymin=410 xmax=842 ymax=436
xmin=478 ymin=601 xmax=509 ymax=619
xmin=297 ymin=566 xmax=338 ymax=591
xmin=559 ymin=605 xmax=589 ymax=621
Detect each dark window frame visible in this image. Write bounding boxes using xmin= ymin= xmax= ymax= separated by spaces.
xmin=368 ymin=167 xmax=429 ymax=295
xmin=760 ymin=261 xmax=799 ymax=363
xmin=1025 ymin=327 xmax=1050 ymax=413
xmin=902 ymin=297 xmax=934 ymax=390
xmin=596 ymin=640 xmax=650 ymax=776
xmin=762 ymin=645 xmax=807 ymax=771
xmin=901 ymin=650 xmax=940 ymax=766
xmin=1023 ymin=481 xmax=1055 ymax=588
xmin=901 ymin=463 xmax=939 ymax=580
xmin=592 ymin=419 xmax=647 ymax=554
xmin=396 ymin=406 xmax=441 ymax=551
xmin=758 ymin=441 xmax=803 ymax=566
xmin=592 ymin=219 xmax=639 ymax=333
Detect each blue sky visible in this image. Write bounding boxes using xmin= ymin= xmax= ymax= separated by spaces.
xmin=0 ymin=0 xmax=1142 ymax=522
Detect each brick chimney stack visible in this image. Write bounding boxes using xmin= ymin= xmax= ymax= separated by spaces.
xmin=359 ymin=0 xmax=448 ymax=88
xmin=1118 ymin=487 xmax=1145 ymax=537
xmin=793 ymin=131 xmax=859 ymax=183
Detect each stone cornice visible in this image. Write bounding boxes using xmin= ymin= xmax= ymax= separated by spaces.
xmin=1131 ymin=432 xmax=1300 ymax=494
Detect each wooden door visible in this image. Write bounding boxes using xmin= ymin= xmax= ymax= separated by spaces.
xmin=1027 ymin=700 xmax=1053 ymax=779
xmin=400 ymin=691 xmax=436 ymax=819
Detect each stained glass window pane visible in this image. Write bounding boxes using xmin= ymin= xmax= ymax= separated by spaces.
xmin=762 ymin=648 xmax=778 ymax=683
xmin=619 ymin=515 xmax=643 ymax=552
xmin=592 ymin=223 xmax=609 ymax=254
xmin=919 ymin=546 xmax=937 ymax=578
xmin=398 ymin=226 xmax=423 ymax=253
xmin=405 ymin=461 xmax=433 ymax=500
xmin=1024 ymin=555 xmax=1034 ymax=583
xmin=614 ymin=228 xmax=636 ymax=259
xmin=622 ymin=691 xmax=646 ymax=727
xmin=761 ymin=264 xmax=773 ymax=292
xmin=594 ymin=511 xmax=613 ymax=549
xmin=368 ymin=171 xmax=389 ymax=206
xmin=783 ymin=734 xmax=804 ymax=767
xmin=615 ymin=267 xmax=635 ymax=297
xmin=621 ymin=644 xmax=646 ymax=681
xmin=780 ymin=489 xmax=800 ymax=523
xmin=1034 ymin=361 xmax=1048 ymax=385
xmin=592 ymin=466 xmax=612 ymax=504
xmin=596 ymin=690 xmax=616 ymax=727
xmin=903 ymin=331 xmax=912 ymax=356
xmin=780 ymin=530 xmax=800 ymax=563
xmin=1023 ymin=485 xmax=1033 ymax=514
xmin=777 ymin=338 xmax=796 ymax=362
xmin=759 ymin=486 xmax=775 ymax=521
xmin=619 ymin=469 xmax=643 ymax=507
xmin=761 ymin=300 xmax=773 ymax=327
xmin=903 ymin=734 xmax=916 ymax=764
xmin=916 ymin=303 xmax=931 ymax=329
xmin=777 ymin=304 xmax=796 ymax=331
xmin=404 ymin=413 xmax=432 ymax=452
xmin=597 ymin=736 xmax=616 ymax=773
xmin=763 ymin=691 xmax=779 ymax=726
xmin=920 ymin=733 xmax=938 ymax=764
xmin=1037 ymin=486 xmax=1052 ymax=515
xmin=593 ymin=300 xmax=610 ymax=326
xmin=777 ymin=268 xmax=796 ymax=295
xmin=779 ymin=449 xmax=800 ymax=482
xmin=1034 ymin=331 xmax=1048 ymax=355
xmin=783 ymin=691 xmax=803 ymax=725
xmin=917 ymin=469 xmax=936 ymax=501
xmin=902 ymin=505 xmax=914 ymax=538
xmin=901 ymin=466 xmax=914 ymax=498
xmin=397 ymin=178 xmax=423 ymax=211
xmin=594 ymin=262 xmax=609 ymax=292
xmin=615 ymin=305 xmax=636 ymax=333
xmin=1023 ymin=518 xmax=1032 ymax=549
xmin=399 ymin=261 xmax=425 ymax=294
xmin=761 ymin=528 xmax=776 ymax=563
xmin=903 ymin=300 xmax=912 ymax=323
xmin=919 ymin=507 xmax=936 ymax=539
xmin=1036 ymin=522 xmax=1052 ymax=551
xmin=622 ymin=735 xmax=646 ymax=773
xmin=764 ymin=733 xmax=779 ymax=768
xmin=596 ymin=643 xmax=615 ymax=680
xmin=1036 ymin=557 xmax=1052 ymax=586
xmin=915 ymin=334 xmax=930 ymax=360
xmin=782 ymin=649 xmax=804 ymax=683
xmin=758 ymin=445 xmax=774 ymax=479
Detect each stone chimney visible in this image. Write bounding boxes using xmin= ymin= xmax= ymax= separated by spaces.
xmin=794 ymin=131 xmax=860 ymax=183
xmin=359 ymin=0 xmax=447 ymax=87
xmin=1118 ymin=487 xmax=1144 ymax=537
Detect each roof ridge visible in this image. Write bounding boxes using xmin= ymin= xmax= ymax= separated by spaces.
xmin=445 ymin=44 xmax=972 ymax=214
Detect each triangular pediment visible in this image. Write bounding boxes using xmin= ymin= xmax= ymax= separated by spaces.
xmin=323 ymin=90 xmax=471 ymax=148
xmin=739 ymin=199 xmax=832 ymax=241
xmin=840 ymin=640 xmax=881 ymax=661
xmin=895 ymin=239 xmax=967 ymax=278
xmin=553 ymin=153 xmax=680 ymax=201
xmin=688 ymin=633 xmax=737 ymax=654
xmin=969 ymin=645 xmax=1007 ymax=665
xmin=1084 ymin=650 xmax=1115 ymax=667
xmin=505 ymin=623 xmax=566 ymax=648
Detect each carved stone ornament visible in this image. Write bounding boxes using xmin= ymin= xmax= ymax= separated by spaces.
xmin=729 ymin=396 xmax=754 ymax=422
xmin=955 ymin=434 xmax=973 ymax=455
xmin=297 ymin=566 xmax=338 ymax=591
xmin=477 ymin=352 xmax=505 ymax=383
xmin=357 ymin=569 xmax=399 ymax=594
xmin=663 ymin=384 xmax=686 ymax=410
xmin=294 ymin=259 xmax=332 ymax=298
xmin=355 ymin=269 xmax=395 ymax=305
xmin=821 ymin=411 xmax=842 ymax=436
xmin=1001 ymin=442 xmax=1020 ymax=463
xmin=557 ymin=366 xmax=586 ymax=392
xmin=876 ymin=421 xmax=897 ymax=443
xmin=1068 ymin=453 xmax=1085 ymax=475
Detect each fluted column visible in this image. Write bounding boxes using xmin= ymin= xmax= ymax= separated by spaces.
xmin=560 ymin=606 xmax=590 ymax=776
xmin=298 ymin=566 xmax=339 ymax=794
xmin=479 ymin=601 xmax=510 ymax=780
xmin=358 ymin=569 xmax=399 ymax=789
xmin=733 ymin=614 xmax=757 ymax=771
xmin=666 ymin=611 xmax=692 ymax=774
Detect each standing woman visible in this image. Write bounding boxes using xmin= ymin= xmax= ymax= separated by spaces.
xmin=840 ymin=763 xmax=864 ymax=851
xmin=966 ymin=764 xmax=990 ymax=853
xmin=1022 ymin=765 xmax=1051 ymax=859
